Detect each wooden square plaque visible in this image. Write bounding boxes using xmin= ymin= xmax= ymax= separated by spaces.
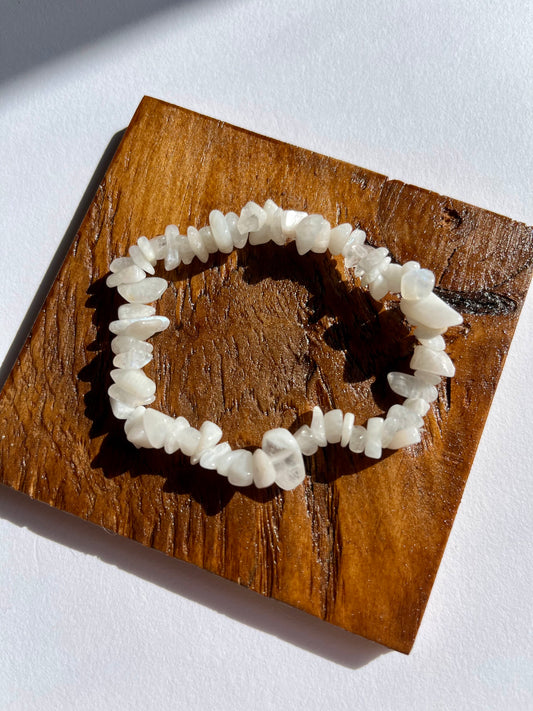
xmin=1 ymin=96 xmax=531 ymax=653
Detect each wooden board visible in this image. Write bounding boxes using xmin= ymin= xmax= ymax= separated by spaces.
xmin=1 ymin=96 xmax=532 ymax=653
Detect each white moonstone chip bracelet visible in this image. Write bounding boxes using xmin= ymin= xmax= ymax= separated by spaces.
xmin=106 ymin=199 xmax=463 ymax=491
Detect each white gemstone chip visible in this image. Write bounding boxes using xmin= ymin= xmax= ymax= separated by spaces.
xmin=382 ymin=263 xmax=403 ymax=293
xmin=340 ymin=412 xmax=355 ymax=447
xmin=310 ymin=217 xmax=331 ymax=253
xmin=238 ymin=201 xmax=267 ymax=235
xmin=187 ymin=226 xmax=209 ymax=263
xmin=113 ymin=350 xmax=153 ymax=369
xmin=117 ymin=277 xmax=168 ymax=304
xmin=111 ymin=336 xmax=153 ymax=356
xmin=293 ymin=425 xmax=319 ymax=456
xmin=294 ymin=214 xmax=330 ymax=255
xmin=369 ymin=274 xmax=389 ymax=300
xmin=110 ymin=369 xmax=156 ymax=399
xmin=386 ymin=426 xmax=421 ymax=450
xmin=365 ymin=417 xmax=384 ymax=459
xmin=190 ymin=421 xmax=223 ymax=464
xmin=349 ymin=425 xmax=366 ymax=453
xmin=164 ymin=225 xmax=181 ymax=270
xmin=137 ymin=236 xmax=157 ymax=266
xmin=262 ymin=199 xmax=284 ymax=245
xmin=262 ymin=428 xmax=306 ymax=491
xmin=414 ymin=370 xmax=442 ymax=386
xmin=163 ymin=416 xmax=190 ymax=455
xmin=118 ymin=304 xmax=156 ymax=320
xmin=108 ymin=315 xmax=170 ymax=339
xmin=143 ymin=409 xmax=174 ymax=449
xmin=125 ymin=407 xmax=152 ymax=449
xmin=225 ymin=213 xmax=248 ymax=248
xmin=109 ymin=383 xmax=153 ymax=411
xmin=400 ymin=292 xmax=463 ymax=330
xmin=417 ymin=334 xmax=446 ymax=351
xmin=310 ymin=406 xmax=327 ymax=447
xmin=199 ymin=442 xmax=231 ymax=470
xmin=226 ymin=449 xmax=254 ymax=487
xmin=387 ymin=372 xmax=438 ymax=402
xmin=179 ymin=427 xmax=202 ymax=457
xmin=106 ymin=264 xmax=146 ymax=287
xmin=149 ymin=234 xmax=167 ymax=260
xmin=109 ymin=397 xmax=135 ymax=420
xmin=328 ymin=224 xmax=352 ymax=255
xmin=404 ymin=398 xmax=430 ymax=416
xmin=280 ymin=210 xmax=308 ymax=239
xmin=110 ymin=257 xmax=134 ymax=273
xmin=410 ymin=345 xmax=456 ymax=377
xmin=401 ymin=268 xmax=435 ymax=301
xmin=176 ymin=233 xmax=195 ymax=265
xmin=324 ymin=409 xmax=343 ymax=443
xmin=129 ymin=244 xmax=155 ymax=275
xmin=198 ymin=226 xmax=219 ymax=253
xmin=209 ymin=210 xmax=234 ymax=253
xmin=252 ymin=448 xmax=277 ymax=488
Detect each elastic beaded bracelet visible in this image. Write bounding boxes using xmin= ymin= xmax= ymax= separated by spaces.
xmin=106 ymin=199 xmax=463 ymax=491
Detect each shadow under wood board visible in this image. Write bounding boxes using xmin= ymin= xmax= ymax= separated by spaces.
xmin=1 ymin=96 xmax=532 ymax=654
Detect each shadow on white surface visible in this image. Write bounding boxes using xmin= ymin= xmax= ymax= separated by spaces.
xmin=0 ymin=483 xmax=388 ymax=669
xmin=0 ymin=0 xmax=216 ymax=85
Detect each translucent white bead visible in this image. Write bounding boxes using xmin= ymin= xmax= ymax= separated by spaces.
xmin=109 ymin=315 xmax=170 ymax=339
xmin=263 ymin=199 xmax=284 ymax=245
xmin=113 ymin=349 xmax=153 ymax=369
xmin=198 ymin=226 xmax=219 ymax=253
xmin=401 ymin=268 xmax=435 ymax=301
xmin=199 ymin=442 xmax=231 ymax=469
xmin=414 ymin=370 xmax=442 ymax=386
xmin=176 ymin=232 xmax=195 ymax=265
xmin=110 ymin=257 xmax=134 ymax=273
xmin=262 ymin=428 xmax=306 ymax=491
xmin=293 ymin=425 xmax=319 ymax=456
xmin=294 ymin=214 xmax=326 ymax=255
xmin=310 ymin=217 xmax=331 ymax=254
xmin=163 ymin=416 xmax=189 ymax=454
xmin=238 ymin=201 xmax=267 ymax=235
xmin=410 ymin=345 xmax=456 ymax=377
xmin=369 ymin=274 xmax=389 ymax=300
xmin=110 ymin=369 xmax=156 ymax=399
xmin=117 ymin=277 xmax=167 ymax=304
xmin=225 ymin=213 xmax=248 ymax=248
xmin=164 ymin=225 xmax=181 ymax=270
xmin=328 ymin=224 xmax=352 ymax=255
xmin=187 ymin=226 xmax=209 ymax=263
xmin=382 ymin=263 xmax=403 ymax=293
xmin=125 ymin=409 xmax=152 ymax=449
xmin=109 ymin=397 xmax=135 ymax=420
xmin=209 ymin=209 xmax=234 ymax=253
xmin=342 ymin=231 xmax=368 ymax=269
xmin=226 ymin=450 xmax=254 ymax=487
xmin=348 ymin=425 xmax=366 ymax=453
xmin=386 ymin=426 xmax=421 ymax=449
xmin=402 ymin=260 xmax=420 ymax=274
xmin=129 ymin=244 xmax=155 ymax=275
xmin=400 ymin=292 xmax=463 ymax=330
xmin=149 ymin=235 xmax=167 ymax=260
xmin=137 ymin=236 xmax=157 ymax=266
xmin=340 ymin=412 xmax=355 ymax=447
xmin=118 ymin=304 xmax=155 ymax=320
xmin=179 ymin=426 xmax=202 ymax=457
xmin=111 ymin=336 xmax=153 ymax=356
xmin=324 ymin=409 xmax=343 ymax=443
xmin=143 ymin=409 xmax=175 ymax=449
xmin=252 ymin=448 xmax=277 ymax=488
xmin=404 ymin=398 xmax=430 ymax=416
xmin=106 ymin=264 xmax=146 ymax=287
xmin=413 ymin=324 xmax=448 ymax=339
xmin=109 ymin=384 xmax=152 ymax=412
xmin=310 ymin=406 xmax=327 ymax=446
xmin=387 ymin=372 xmax=438 ymax=402
xmin=216 ymin=449 xmax=239 ymax=477
xmin=385 ymin=403 xmax=423 ymax=430
xmin=364 ymin=417 xmax=384 ymax=458
xmin=417 ymin=334 xmax=446 ymax=351
xmin=359 ymin=247 xmax=389 ymax=281
xmin=124 ymin=406 xmax=146 ymax=436
xmin=280 ymin=209 xmax=308 ymax=239
xmin=190 ymin=420 xmax=223 ymax=464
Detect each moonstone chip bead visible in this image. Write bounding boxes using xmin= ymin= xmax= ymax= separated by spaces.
xmin=225 ymin=213 xmax=248 ymax=248
xmin=111 ymin=336 xmax=153 ymax=356
xmin=176 ymin=232 xmax=195 ymax=265
xmin=349 ymin=425 xmax=366 ymax=453
xmin=310 ymin=406 xmax=327 ymax=447
xmin=400 ymin=292 xmax=463 ymax=330
xmin=209 ymin=209 xmax=234 ymax=253
xmin=118 ymin=304 xmax=156 ymax=320
xmin=365 ymin=417 xmax=384 ymax=459
xmin=382 ymin=263 xmax=403 ymax=293
xmin=137 ymin=236 xmax=157 ymax=265
xmin=129 ymin=244 xmax=155 ymax=274
xmin=414 ymin=370 xmax=441 ymax=386
xmin=117 ymin=277 xmax=168 ymax=304
xmin=340 ymin=412 xmax=355 ymax=447
xmin=404 ymin=398 xmax=430 ymax=416
xmin=238 ymin=201 xmax=267 ymax=235
xmin=324 ymin=409 xmax=343 ymax=443
xmin=262 ymin=199 xmax=285 ymax=245
xmin=387 ymin=372 xmax=438 ymax=402
xmin=108 ymin=384 xmax=155 ymax=409
xmin=328 ymin=223 xmax=352 ymax=255
xmin=108 ymin=315 xmax=170 ymax=339
xmin=163 ymin=225 xmax=181 ymax=270
xmin=199 ymin=442 xmax=231 ymax=470
xmin=280 ymin=209 xmax=308 ymax=239
xmin=401 ymin=268 xmax=435 ymax=300
xmin=190 ymin=420 xmax=223 ymax=464
xmin=110 ymin=368 xmax=156 ymax=399
xmin=109 ymin=396 xmax=135 ymax=420
xmin=295 ymin=214 xmax=328 ymax=255
xmin=149 ymin=234 xmax=167 ymax=260
xmin=187 ymin=226 xmax=209 ymax=263
xmin=386 ymin=426 xmax=421 ymax=450
xmin=226 ymin=449 xmax=254 ymax=487
xmin=179 ymin=427 xmax=202 ymax=457
xmin=198 ymin=226 xmax=219 ymax=253
xmin=125 ymin=409 xmax=153 ymax=449
xmin=417 ymin=334 xmax=446 ymax=351
xmin=369 ymin=274 xmax=389 ymax=301
xmin=293 ymin=425 xmax=319 ymax=456
xmin=342 ymin=230 xmax=368 ymax=269
xmin=110 ymin=256 xmax=134 ymax=273
xmin=106 ymin=264 xmax=146 ymax=287
xmin=262 ymin=428 xmax=306 ymax=491
xmin=410 ymin=345 xmax=456 ymax=377
xmin=113 ymin=349 xmax=153 ymax=369
xmin=252 ymin=448 xmax=277 ymax=488
xmin=143 ymin=408 xmax=175 ymax=449
xmin=163 ymin=416 xmax=189 ymax=454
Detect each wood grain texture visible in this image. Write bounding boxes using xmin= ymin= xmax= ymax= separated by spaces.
xmin=1 ymin=96 xmax=532 ymax=653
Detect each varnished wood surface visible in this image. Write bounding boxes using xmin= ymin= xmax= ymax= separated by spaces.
xmin=1 ymin=96 xmax=531 ymax=653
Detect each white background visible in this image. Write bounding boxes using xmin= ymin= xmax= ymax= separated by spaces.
xmin=1 ymin=1 xmax=532 ymax=709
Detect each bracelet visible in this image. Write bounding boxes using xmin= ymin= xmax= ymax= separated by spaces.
xmin=106 ymin=199 xmax=463 ymax=491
